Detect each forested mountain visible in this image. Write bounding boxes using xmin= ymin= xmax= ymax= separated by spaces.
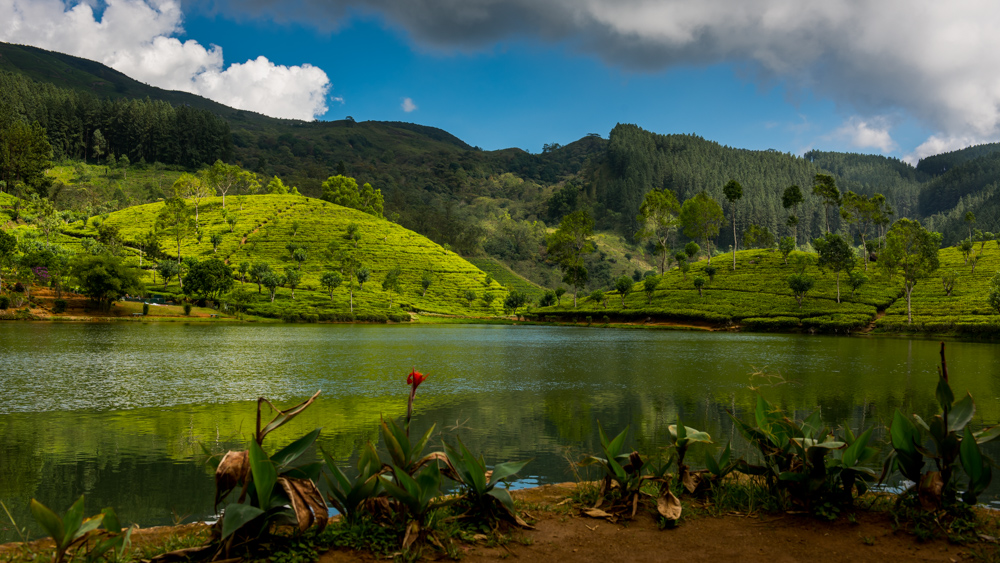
xmin=10 ymin=40 xmax=1000 ymax=275
xmin=916 ymin=142 xmax=1000 ymax=177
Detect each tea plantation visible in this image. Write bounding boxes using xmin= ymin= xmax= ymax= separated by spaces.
xmin=59 ymin=194 xmax=511 ymax=320
xmin=533 ymin=245 xmax=1000 ymax=334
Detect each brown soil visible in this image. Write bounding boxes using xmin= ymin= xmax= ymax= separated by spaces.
xmin=322 ymin=483 xmax=980 ymax=563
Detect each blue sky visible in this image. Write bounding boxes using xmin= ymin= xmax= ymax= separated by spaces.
xmin=6 ymin=1 xmax=1000 ymax=162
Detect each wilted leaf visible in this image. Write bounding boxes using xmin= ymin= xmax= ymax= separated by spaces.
xmin=214 ymin=450 xmax=249 ymax=509
xmin=657 ymin=490 xmax=682 ymax=522
xmin=278 ymin=477 xmax=328 ymax=532
xmin=681 ymin=470 xmax=702 ymax=494
xmin=582 ymin=508 xmax=613 ymax=519
xmin=918 ymin=471 xmax=944 ymax=511
xmin=402 ymin=521 xmax=421 ymax=550
xmin=257 ymin=390 xmax=321 ymax=444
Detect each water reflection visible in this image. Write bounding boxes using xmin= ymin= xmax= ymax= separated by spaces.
xmin=1 ymin=323 xmax=998 ymax=542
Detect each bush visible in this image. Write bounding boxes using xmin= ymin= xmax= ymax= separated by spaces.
xmin=142 ymin=302 xmax=150 ymax=316
xmin=53 ymin=299 xmax=67 ymax=314
xmin=183 ymin=302 xmax=192 ymax=316
xmin=742 ymin=316 xmax=801 ymax=331
xmin=0 ymin=295 xmax=9 ymax=309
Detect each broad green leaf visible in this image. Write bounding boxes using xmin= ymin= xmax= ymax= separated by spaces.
xmin=801 ymin=411 xmax=823 ymax=439
xmin=29 ymin=499 xmax=65 ymax=545
xmin=271 ymin=428 xmax=321 ymax=468
xmin=487 ymin=487 xmax=516 ymax=513
xmin=488 ymin=459 xmax=531 ymax=488
xmin=719 ymin=441 xmax=731 ymax=468
xmin=410 ymin=425 xmax=436 ymax=465
xmin=101 ymin=507 xmax=121 ymax=534
xmin=63 ymin=496 xmax=86 ymax=544
xmin=221 ymin=503 xmax=264 ymax=539
xmin=843 ymin=428 xmax=874 ymax=468
xmin=947 ymin=394 xmax=975 ymax=433
xmin=891 ymin=410 xmax=918 ymax=455
xmin=74 ymin=516 xmax=104 ymax=542
xmin=380 ymin=419 xmax=406 ymax=467
xmin=248 ymin=440 xmax=277 ymax=510
xmin=704 ymin=451 xmax=720 ymax=475
xmin=754 ymin=395 xmax=769 ymax=432
xmin=936 ymin=375 xmax=955 ymax=413
xmin=607 ymin=426 xmax=629 ymax=458
xmin=321 ymin=448 xmax=352 ymax=493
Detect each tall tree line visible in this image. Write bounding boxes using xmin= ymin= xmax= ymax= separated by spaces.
xmin=0 ymin=71 xmax=231 ymax=171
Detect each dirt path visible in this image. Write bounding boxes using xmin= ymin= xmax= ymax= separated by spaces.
xmin=320 ymin=484 xmax=977 ymax=563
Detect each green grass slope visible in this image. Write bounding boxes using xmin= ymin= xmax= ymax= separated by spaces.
xmin=60 ymin=195 xmax=509 ymax=320
xmin=533 ymin=245 xmax=1000 ymax=334
xmin=466 ymin=257 xmax=546 ymax=301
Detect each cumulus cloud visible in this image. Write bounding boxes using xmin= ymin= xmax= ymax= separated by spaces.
xmin=0 ymin=0 xmax=331 ymax=120
xmin=832 ymin=116 xmax=897 ymax=153
xmin=223 ymin=0 xmax=1000 ymax=154
xmin=401 ymin=97 xmax=417 ymax=112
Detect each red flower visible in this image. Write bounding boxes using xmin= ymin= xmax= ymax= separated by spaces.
xmin=407 ymin=369 xmax=426 ymax=388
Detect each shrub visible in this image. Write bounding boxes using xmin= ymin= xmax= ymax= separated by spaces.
xmin=182 ymin=302 xmax=192 ymax=316
xmin=142 ymin=302 xmax=149 ymax=316
xmin=53 ymin=299 xmax=68 ymax=314
xmin=1 ymin=295 xmax=11 ymax=309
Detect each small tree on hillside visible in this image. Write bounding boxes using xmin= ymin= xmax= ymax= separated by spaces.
xmin=157 ymin=260 xmax=179 ymax=289
xmin=238 ymin=261 xmax=250 ymax=284
xmin=635 ymin=188 xmax=681 ymax=275
xmin=321 ymin=271 xmax=343 ymax=300
xmin=643 ymin=275 xmax=658 ymax=304
xmin=262 ymin=271 xmax=283 ymax=303
xmin=848 ymin=270 xmax=868 ymax=298
xmin=778 ymin=236 xmax=795 ymax=264
xmin=504 ymin=290 xmax=526 ymax=316
xmin=356 ymin=266 xmax=370 ymax=290
xmin=555 ymin=287 xmax=566 ymax=306
xmin=812 ymin=174 xmax=841 ymax=233
xmin=813 ymin=232 xmax=856 ymax=303
xmin=285 ymin=267 xmax=302 ymax=300
xmin=693 ymin=276 xmax=706 ymax=297
xmin=250 ymin=261 xmax=272 ymax=294
xmin=881 ymin=218 xmax=942 ymax=324
xmin=679 ymin=192 xmax=724 ymax=264
xmin=547 ymin=210 xmax=595 ymax=307
xmin=615 ymin=275 xmax=633 ymax=307
xmin=782 ymin=185 xmax=804 ymax=242
xmin=421 ymin=271 xmax=434 ymax=296
xmin=210 ymin=232 xmax=223 ymax=253
xmin=382 ymin=266 xmax=402 ymax=307
xmin=787 ymin=273 xmax=815 ymax=308
xmin=988 ymin=271 xmax=1000 ymax=314
xmin=464 ymin=288 xmax=477 ymax=307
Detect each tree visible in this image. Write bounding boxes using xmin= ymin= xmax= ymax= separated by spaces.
xmin=555 ymin=287 xmax=566 ymax=306
xmin=503 ymin=290 xmax=526 ymax=316
xmin=382 ymin=266 xmax=401 ymax=307
xmin=238 ymin=261 xmax=251 ymax=284
xmin=0 ymin=120 xmax=52 ymax=193
xmin=157 ymin=260 xmax=179 ymax=289
xmin=321 ymin=175 xmax=384 ymax=218
xmin=483 ymin=292 xmax=496 ymax=308
xmin=464 ymin=288 xmax=477 ymax=307
xmin=284 ymin=268 xmax=302 ymax=300
xmin=787 ymin=273 xmax=815 ymax=308
xmin=679 ymin=192 xmax=724 ymax=264
xmin=420 ymin=271 xmax=434 ymax=297
xmin=172 ymin=173 xmax=212 ymax=221
xmin=205 ymin=160 xmax=256 ymax=208
xmin=812 ymin=174 xmax=841 ymax=233
xmin=547 ymin=210 xmax=595 ymax=307
xmin=965 ymin=211 xmax=976 ymax=241
xmin=676 ymin=252 xmax=690 ymax=279
xmin=539 ymin=290 xmax=556 ymax=307
xmin=356 ymin=266 xmax=370 ymax=290
xmin=704 ymin=265 xmax=717 ymax=282
xmin=292 ymin=248 xmax=307 ymax=266
xmin=250 ymin=261 xmax=272 ymax=294
xmin=262 ymin=271 xmax=283 ymax=303
xmin=156 ymin=198 xmax=196 ymax=289
xmin=684 ymin=241 xmax=700 ymax=261
xmin=210 ymin=232 xmax=223 ymax=253
xmin=183 ymin=257 xmax=233 ymax=300
xmin=614 ymin=275 xmax=633 ymax=307
xmin=782 ymin=185 xmax=804 ymax=242
xmin=742 ymin=225 xmax=775 ymax=250
xmin=693 ymin=276 xmax=706 ymax=297
xmin=840 ymin=191 xmax=882 ymax=271
xmin=959 ymin=238 xmax=974 ymax=265
xmin=224 ymin=286 xmax=253 ymax=319
xmin=91 ymin=129 xmax=106 ymax=162
xmin=722 ymin=179 xmax=743 ymax=270
xmin=847 ymin=270 xmax=868 ymax=298
xmin=321 ymin=271 xmax=343 ymax=300
xmin=266 ymin=176 xmax=289 ymax=194
xmin=941 ymin=271 xmax=958 ymax=297
xmin=813 ymin=232 xmax=856 ymax=303
xmin=635 ymin=188 xmax=681 ymax=274
xmin=341 ymin=253 xmax=361 ymax=313
xmin=643 ymin=275 xmax=658 ymax=304
xmin=226 ymin=213 xmax=239 ymax=233
xmin=70 ymin=254 xmax=143 ymax=312
xmin=778 ymin=236 xmax=795 ymax=265
xmin=880 ymin=219 xmax=942 ymax=324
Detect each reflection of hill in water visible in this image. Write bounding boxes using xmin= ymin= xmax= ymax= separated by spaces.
xmin=2 ymin=324 xmax=999 ymax=541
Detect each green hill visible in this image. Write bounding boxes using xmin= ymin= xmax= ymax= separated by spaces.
xmin=532 ymin=246 xmax=1000 ymax=335
xmin=54 ymin=194 xmax=510 ymax=320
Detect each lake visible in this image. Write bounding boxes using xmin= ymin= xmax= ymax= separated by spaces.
xmin=1 ymin=322 xmax=998 ymax=541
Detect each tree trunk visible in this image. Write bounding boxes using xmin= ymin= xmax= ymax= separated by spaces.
xmin=705 ymin=238 xmax=712 ymax=264
xmin=860 ymin=234 xmax=868 ymax=271
xmin=732 ymin=213 xmax=737 ymax=270
xmin=906 ymin=283 xmax=914 ymax=324
xmin=573 ymin=290 xmax=578 ymax=308
xmin=350 ymin=287 xmax=354 ymax=313
xmin=836 ymin=271 xmax=841 ymax=303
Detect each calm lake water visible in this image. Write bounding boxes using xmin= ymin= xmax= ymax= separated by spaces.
xmin=1 ymin=322 xmax=999 ymax=541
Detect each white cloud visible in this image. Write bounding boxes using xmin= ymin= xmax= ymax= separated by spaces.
xmin=401 ymin=97 xmax=417 ymax=112
xmin=832 ymin=116 xmax=897 ymax=153
xmin=903 ymin=134 xmax=997 ymax=166
xmin=0 ymin=0 xmax=332 ymax=120
xmin=228 ymin=0 xmax=1000 ymax=154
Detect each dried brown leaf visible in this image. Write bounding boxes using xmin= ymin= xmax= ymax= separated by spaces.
xmin=582 ymin=508 xmax=613 ymax=519
xmin=918 ymin=471 xmax=944 ymax=511
xmin=402 ymin=521 xmax=421 ymax=550
xmin=278 ymin=477 xmax=328 ymax=532
xmin=214 ymin=450 xmax=249 ymax=509
xmin=657 ymin=490 xmax=682 ymax=522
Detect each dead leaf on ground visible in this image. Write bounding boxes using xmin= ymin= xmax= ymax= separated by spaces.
xmin=583 ymin=508 xmax=614 ymax=520
xmin=657 ymin=490 xmax=682 ymax=522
